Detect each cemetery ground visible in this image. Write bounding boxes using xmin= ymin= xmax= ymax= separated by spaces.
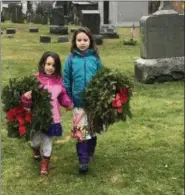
xmin=1 ymin=22 xmax=184 ymax=195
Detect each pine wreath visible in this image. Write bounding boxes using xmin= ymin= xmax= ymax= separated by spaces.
xmin=2 ymin=76 xmax=52 ymax=140
xmin=84 ymin=67 xmax=133 ymax=135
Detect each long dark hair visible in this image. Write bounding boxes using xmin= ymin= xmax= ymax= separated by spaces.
xmin=38 ymin=51 xmax=62 ymax=77
xmin=70 ymin=27 xmax=99 ymax=57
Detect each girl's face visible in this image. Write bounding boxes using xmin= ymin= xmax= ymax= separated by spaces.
xmin=76 ymin=32 xmax=90 ymax=52
xmin=44 ymin=56 xmax=55 ymax=75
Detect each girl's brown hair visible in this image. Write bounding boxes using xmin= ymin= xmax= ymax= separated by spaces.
xmin=70 ymin=27 xmax=99 ymax=57
xmin=38 ymin=51 xmax=62 ymax=77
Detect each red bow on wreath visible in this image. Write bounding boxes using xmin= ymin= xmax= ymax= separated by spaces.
xmin=112 ymin=88 xmax=129 ymax=113
xmin=6 ymin=106 xmax=31 ymax=136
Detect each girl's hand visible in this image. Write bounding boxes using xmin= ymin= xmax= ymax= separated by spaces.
xmin=24 ymin=107 xmax=31 ymax=112
xmin=24 ymin=91 xmax=32 ymax=99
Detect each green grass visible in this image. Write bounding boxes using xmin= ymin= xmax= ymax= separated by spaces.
xmin=1 ymin=22 xmax=184 ymax=195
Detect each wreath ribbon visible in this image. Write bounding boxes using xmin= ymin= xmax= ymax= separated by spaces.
xmin=6 ymin=106 xmax=31 ymax=136
xmin=112 ymin=88 xmax=129 ymax=113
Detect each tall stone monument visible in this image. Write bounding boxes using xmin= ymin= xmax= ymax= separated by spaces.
xmin=50 ymin=5 xmax=68 ymax=35
xmin=81 ymin=10 xmax=103 ymax=45
xmin=134 ymin=1 xmax=184 ymax=83
xmin=72 ymin=2 xmax=98 ymax=25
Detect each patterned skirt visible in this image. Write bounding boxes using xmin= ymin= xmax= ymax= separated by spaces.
xmin=71 ymin=107 xmax=93 ymax=141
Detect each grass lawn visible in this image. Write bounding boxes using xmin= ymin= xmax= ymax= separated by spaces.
xmin=1 ymin=22 xmax=184 ymax=195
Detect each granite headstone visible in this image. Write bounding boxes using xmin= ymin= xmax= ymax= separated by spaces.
xmin=29 ymin=27 xmax=39 ymax=33
xmin=6 ymin=28 xmax=16 ymax=34
xmin=81 ymin=10 xmax=100 ymax=34
xmin=135 ymin=6 xmax=184 ymax=83
xmin=40 ymin=36 xmax=51 ymax=43
xmin=81 ymin=10 xmax=103 ymax=45
xmin=140 ymin=12 xmax=184 ymax=59
xmin=50 ymin=6 xmax=68 ymax=35
xmin=72 ymin=2 xmax=98 ymax=25
xmin=50 ymin=7 xmax=65 ymax=26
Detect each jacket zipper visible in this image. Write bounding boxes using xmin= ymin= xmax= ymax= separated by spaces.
xmin=47 ymin=79 xmax=49 ymax=88
xmin=84 ymin=57 xmax=87 ymax=87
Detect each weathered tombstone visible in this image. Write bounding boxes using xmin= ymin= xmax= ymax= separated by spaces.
xmin=72 ymin=2 xmax=98 ymax=25
xmin=29 ymin=27 xmax=39 ymax=33
xmin=50 ymin=7 xmax=65 ymax=26
xmin=134 ymin=1 xmax=184 ymax=83
xmin=57 ymin=35 xmax=69 ymax=43
xmin=40 ymin=36 xmax=51 ymax=43
xmin=81 ymin=10 xmax=103 ymax=45
xmin=50 ymin=6 xmax=68 ymax=35
xmin=100 ymin=24 xmax=119 ymax=39
xmin=6 ymin=27 xmax=15 ymax=38
xmin=81 ymin=10 xmax=100 ymax=34
xmin=6 ymin=28 xmax=16 ymax=34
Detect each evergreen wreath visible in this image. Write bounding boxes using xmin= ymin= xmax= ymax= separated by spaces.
xmin=2 ymin=76 xmax=52 ymax=140
xmin=84 ymin=67 xmax=133 ymax=135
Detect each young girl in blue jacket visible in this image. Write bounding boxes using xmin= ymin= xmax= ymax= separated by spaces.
xmin=63 ymin=27 xmax=103 ymax=173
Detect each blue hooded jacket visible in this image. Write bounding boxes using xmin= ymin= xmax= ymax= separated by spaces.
xmin=63 ymin=49 xmax=103 ymax=107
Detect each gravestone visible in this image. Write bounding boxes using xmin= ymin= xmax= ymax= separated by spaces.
xmin=6 ymin=28 xmax=16 ymax=34
xmin=72 ymin=2 xmax=98 ymax=25
xmin=81 ymin=10 xmax=100 ymax=34
xmin=81 ymin=10 xmax=103 ymax=45
xmin=40 ymin=36 xmax=51 ymax=43
xmin=50 ymin=6 xmax=68 ymax=35
xmin=100 ymin=24 xmax=119 ymax=39
xmin=29 ymin=27 xmax=39 ymax=33
xmin=50 ymin=7 xmax=65 ymax=26
xmin=134 ymin=2 xmax=184 ymax=83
